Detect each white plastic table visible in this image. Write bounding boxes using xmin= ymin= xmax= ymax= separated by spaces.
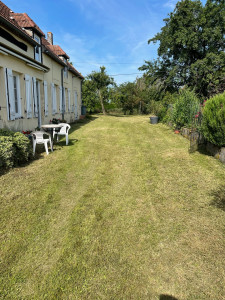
xmin=41 ymin=124 xmax=63 ymax=145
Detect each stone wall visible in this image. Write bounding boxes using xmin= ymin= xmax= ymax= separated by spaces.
xmin=180 ymin=127 xmax=225 ymax=164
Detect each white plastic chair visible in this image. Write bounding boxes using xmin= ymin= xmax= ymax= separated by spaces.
xmin=53 ymin=123 xmax=71 ymax=145
xmin=32 ymin=131 xmax=53 ymax=155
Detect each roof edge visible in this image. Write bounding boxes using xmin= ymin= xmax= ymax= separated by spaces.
xmin=0 ymin=15 xmax=38 ymax=45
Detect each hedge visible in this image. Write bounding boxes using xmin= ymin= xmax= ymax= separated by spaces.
xmin=201 ymin=92 xmax=225 ymax=146
xmin=0 ymin=129 xmax=33 ymax=169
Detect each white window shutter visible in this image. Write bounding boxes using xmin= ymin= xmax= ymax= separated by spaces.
xmin=75 ymin=91 xmax=78 ymax=119
xmin=68 ymin=89 xmax=71 ymax=112
xmin=59 ymin=86 xmax=63 ymax=113
xmin=51 ymin=83 xmax=56 ymax=115
xmin=71 ymin=91 xmax=74 ymax=113
xmin=32 ymin=77 xmax=38 ymax=117
xmin=63 ymin=87 xmax=66 ymax=112
xmin=54 ymin=85 xmax=57 ymax=114
xmin=4 ymin=68 xmax=15 ymax=120
xmin=44 ymin=81 xmax=48 ymax=116
xmin=25 ymin=74 xmax=32 ymax=118
xmin=16 ymin=75 xmax=21 ymax=118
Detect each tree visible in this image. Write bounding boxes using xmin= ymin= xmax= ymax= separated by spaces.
xmin=86 ymin=66 xmax=114 ymax=115
xmin=111 ymin=81 xmax=140 ymax=115
xmin=139 ymin=0 xmax=225 ymax=98
xmin=82 ymin=79 xmax=99 ymax=113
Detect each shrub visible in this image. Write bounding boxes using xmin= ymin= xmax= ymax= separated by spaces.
xmin=145 ymin=100 xmax=168 ymax=121
xmin=13 ymin=132 xmax=33 ymax=165
xmin=50 ymin=118 xmax=67 ymax=124
xmin=0 ymin=129 xmax=33 ymax=169
xmin=171 ymin=88 xmax=200 ymax=128
xmin=0 ymin=136 xmax=14 ymax=168
xmin=201 ymin=92 xmax=225 ymax=146
xmin=0 ymin=128 xmax=14 ymax=137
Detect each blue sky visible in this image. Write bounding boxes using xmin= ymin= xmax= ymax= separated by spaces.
xmin=5 ymin=0 xmax=206 ymax=84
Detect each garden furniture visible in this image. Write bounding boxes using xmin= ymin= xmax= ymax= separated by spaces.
xmin=53 ymin=123 xmax=71 ymax=145
xmin=32 ymin=131 xmax=53 ymax=155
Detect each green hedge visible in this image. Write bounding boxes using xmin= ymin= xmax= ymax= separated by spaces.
xmin=201 ymin=92 xmax=225 ymax=146
xmin=0 ymin=129 xmax=33 ymax=169
xmin=0 ymin=136 xmax=14 ymax=168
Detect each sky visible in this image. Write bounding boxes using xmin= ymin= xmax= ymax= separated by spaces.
xmin=5 ymin=0 xmax=206 ymax=84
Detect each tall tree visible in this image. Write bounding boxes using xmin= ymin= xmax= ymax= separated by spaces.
xmin=139 ymin=0 xmax=225 ymax=98
xmin=82 ymin=79 xmax=99 ymax=113
xmin=86 ymin=66 xmax=114 ymax=115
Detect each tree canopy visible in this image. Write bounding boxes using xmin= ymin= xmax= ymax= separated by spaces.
xmin=83 ymin=66 xmax=114 ymax=115
xmin=139 ymin=0 xmax=225 ymax=98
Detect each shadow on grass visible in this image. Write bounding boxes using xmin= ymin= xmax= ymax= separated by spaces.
xmin=159 ymin=295 xmax=178 ymax=300
xmin=69 ymin=115 xmax=98 ymax=134
xmin=108 ymin=113 xmax=134 ymax=118
xmin=53 ymin=138 xmax=78 ymax=148
xmin=0 ymin=116 xmax=97 ymax=177
xmin=0 ymin=153 xmax=44 ymax=177
xmin=210 ymin=185 xmax=225 ymax=211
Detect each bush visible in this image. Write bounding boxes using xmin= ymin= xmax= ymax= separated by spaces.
xmin=171 ymin=88 xmax=200 ymax=128
xmin=0 ymin=129 xmax=33 ymax=169
xmin=146 ymin=92 xmax=177 ymax=122
xmin=13 ymin=132 xmax=33 ymax=165
xmin=201 ymin=92 xmax=225 ymax=146
xmin=0 ymin=136 xmax=14 ymax=168
xmin=0 ymin=128 xmax=14 ymax=137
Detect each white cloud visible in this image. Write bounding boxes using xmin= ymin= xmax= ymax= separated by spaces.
xmin=163 ymin=0 xmax=177 ymax=10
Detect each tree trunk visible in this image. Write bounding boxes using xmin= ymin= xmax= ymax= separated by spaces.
xmin=98 ymin=90 xmax=107 ymax=115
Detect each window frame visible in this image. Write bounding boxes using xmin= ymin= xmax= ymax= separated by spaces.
xmin=34 ymin=33 xmax=42 ymax=62
xmin=11 ymin=72 xmax=21 ymax=119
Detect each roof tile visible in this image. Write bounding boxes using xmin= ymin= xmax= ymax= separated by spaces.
xmin=12 ymin=13 xmax=45 ymax=36
xmin=0 ymin=1 xmax=83 ymax=79
xmin=47 ymin=45 xmax=70 ymax=59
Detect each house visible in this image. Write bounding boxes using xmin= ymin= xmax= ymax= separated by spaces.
xmin=0 ymin=1 xmax=84 ymax=132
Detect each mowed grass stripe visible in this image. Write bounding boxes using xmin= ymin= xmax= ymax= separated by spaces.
xmin=0 ymin=115 xmax=225 ymax=299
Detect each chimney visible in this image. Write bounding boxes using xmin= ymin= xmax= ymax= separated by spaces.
xmin=47 ymin=32 xmax=53 ymax=45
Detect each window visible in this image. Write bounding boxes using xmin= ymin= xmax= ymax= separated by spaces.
xmin=13 ymin=74 xmax=21 ymax=118
xmin=4 ymin=68 xmax=21 ymax=120
xmin=25 ymin=74 xmax=32 ymax=118
xmin=13 ymin=76 xmax=19 ymax=116
xmin=32 ymin=77 xmax=39 ymax=118
xmin=44 ymin=81 xmax=48 ymax=116
xmin=64 ymin=66 xmax=68 ymax=78
xmin=34 ymin=34 xmax=41 ymax=62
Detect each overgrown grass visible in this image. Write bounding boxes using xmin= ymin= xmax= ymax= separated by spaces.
xmin=0 ymin=115 xmax=225 ymax=299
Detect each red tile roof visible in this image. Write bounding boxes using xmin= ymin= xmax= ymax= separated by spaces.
xmin=47 ymin=45 xmax=70 ymax=59
xmin=0 ymin=1 xmax=30 ymax=38
xmin=12 ymin=13 xmax=45 ymax=36
xmin=42 ymin=36 xmax=66 ymax=63
xmin=42 ymin=37 xmax=84 ymax=79
xmin=68 ymin=61 xmax=84 ymax=79
xmin=0 ymin=1 xmax=84 ymax=79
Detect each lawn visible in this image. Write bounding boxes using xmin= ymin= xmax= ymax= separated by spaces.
xmin=0 ymin=115 xmax=225 ymax=300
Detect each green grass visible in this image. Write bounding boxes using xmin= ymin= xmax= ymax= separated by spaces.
xmin=1 ymin=115 xmax=225 ymax=300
